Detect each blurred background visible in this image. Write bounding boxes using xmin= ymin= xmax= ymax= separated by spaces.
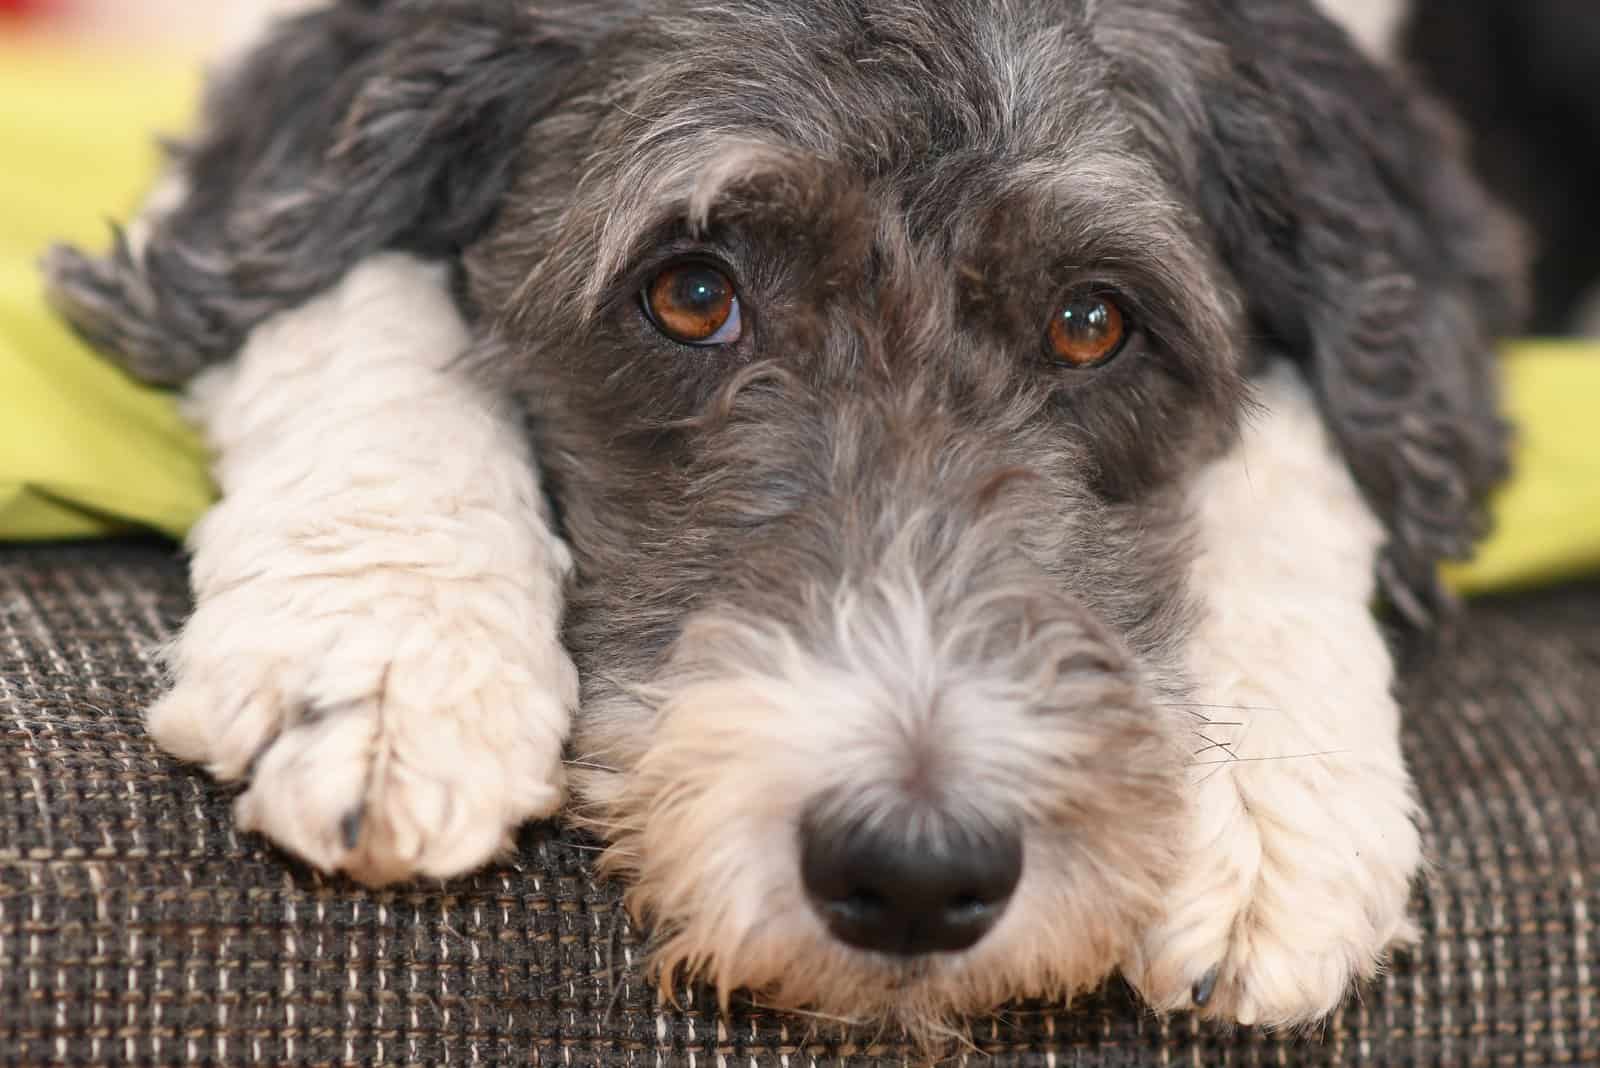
xmin=1404 ymin=1 xmax=1600 ymax=337
xmin=0 ymin=0 xmax=313 ymax=53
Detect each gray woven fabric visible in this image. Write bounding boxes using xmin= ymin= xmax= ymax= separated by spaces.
xmin=1 ymin=540 xmax=1596 ymax=1066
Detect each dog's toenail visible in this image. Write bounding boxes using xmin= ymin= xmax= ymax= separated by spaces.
xmin=246 ymin=739 xmax=274 ymax=778
xmin=340 ymin=806 xmax=364 ymax=850
xmin=1192 ymin=966 xmax=1220 ymax=1007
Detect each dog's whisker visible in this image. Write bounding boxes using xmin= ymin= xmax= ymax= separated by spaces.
xmin=1192 ymin=736 xmax=1239 ymax=760
xmin=556 ymin=841 xmax=610 ymax=853
xmin=1158 ymin=702 xmax=1281 ymax=715
xmin=563 ymin=759 xmax=622 ymax=773
xmin=1174 ymin=709 xmax=1245 ymax=726
xmin=1189 ymin=749 xmax=1350 ymax=767
xmin=740 ymin=999 xmax=869 ymax=1029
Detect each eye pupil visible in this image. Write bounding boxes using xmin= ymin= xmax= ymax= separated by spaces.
xmin=646 ymin=262 xmax=740 ymax=344
xmin=677 ymin=271 xmax=724 ymax=310
xmin=1047 ymin=291 xmax=1127 ymax=367
xmin=1064 ymin=301 xmax=1105 ymax=331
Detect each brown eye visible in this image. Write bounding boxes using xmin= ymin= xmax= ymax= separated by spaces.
xmin=1046 ymin=290 xmax=1128 ymax=367
xmin=643 ymin=261 xmax=742 ymax=345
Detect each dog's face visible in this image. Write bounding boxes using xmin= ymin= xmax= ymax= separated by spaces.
xmin=456 ymin=0 xmax=1510 ymax=1029
xmin=46 ymin=0 xmax=1524 ymax=1038
xmin=465 ymin=0 xmax=1248 ymax=1025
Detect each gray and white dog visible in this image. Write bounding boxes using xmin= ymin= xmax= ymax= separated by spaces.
xmin=47 ymin=0 xmax=1523 ymax=1040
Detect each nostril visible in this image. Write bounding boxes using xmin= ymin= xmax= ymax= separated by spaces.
xmin=948 ymin=892 xmax=990 ymax=917
xmin=823 ymin=887 xmax=888 ymax=924
xmin=800 ymin=807 xmax=1022 ymax=957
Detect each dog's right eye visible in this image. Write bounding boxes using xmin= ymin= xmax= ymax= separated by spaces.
xmin=1046 ymin=289 xmax=1129 ymax=368
xmin=642 ymin=262 xmax=743 ymax=345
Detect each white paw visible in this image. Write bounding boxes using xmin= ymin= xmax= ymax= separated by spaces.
xmin=1129 ymin=363 xmax=1424 ymax=1026
xmin=153 ymin=253 xmax=577 ymax=885
xmin=1126 ymin=749 xmax=1421 ymax=1027
xmin=152 ymin=561 xmax=576 ymax=885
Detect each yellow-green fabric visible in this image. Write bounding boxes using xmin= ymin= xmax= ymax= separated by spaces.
xmin=1443 ymin=343 xmax=1600 ymax=596
xmin=0 ymin=42 xmax=1596 ymax=596
xmin=0 ymin=39 xmax=210 ymax=540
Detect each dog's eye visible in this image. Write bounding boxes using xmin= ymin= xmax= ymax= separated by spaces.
xmin=643 ymin=262 xmax=743 ymax=345
xmin=1046 ymin=290 xmax=1128 ymax=368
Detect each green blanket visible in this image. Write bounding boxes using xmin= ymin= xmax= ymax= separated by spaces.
xmin=2 ymin=40 xmax=1596 ymax=594
xmin=0 ymin=39 xmax=209 ymax=540
xmin=1441 ymin=344 xmax=1600 ymax=595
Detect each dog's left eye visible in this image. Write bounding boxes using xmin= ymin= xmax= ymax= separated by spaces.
xmin=1046 ymin=289 xmax=1129 ymax=368
xmin=642 ymin=261 xmax=744 ymax=345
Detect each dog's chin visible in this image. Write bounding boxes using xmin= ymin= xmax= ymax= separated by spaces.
xmin=568 ymin=594 xmax=1186 ymax=1042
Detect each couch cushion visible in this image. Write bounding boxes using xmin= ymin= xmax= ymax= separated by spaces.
xmin=2 ymin=540 xmax=1596 ymax=1065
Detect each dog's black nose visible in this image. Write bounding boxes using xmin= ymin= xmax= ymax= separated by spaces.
xmin=800 ymin=809 xmax=1022 ymax=956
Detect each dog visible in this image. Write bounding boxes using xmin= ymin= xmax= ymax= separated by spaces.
xmin=45 ymin=0 xmax=1525 ymax=1040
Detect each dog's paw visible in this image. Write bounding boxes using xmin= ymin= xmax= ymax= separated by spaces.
xmin=143 ymin=251 xmax=576 ymax=885
xmin=152 ymin=569 xmax=576 ymax=885
xmin=1125 ymin=751 xmax=1421 ymax=1028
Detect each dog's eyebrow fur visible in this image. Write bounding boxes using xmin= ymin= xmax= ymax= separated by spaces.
xmin=580 ymin=139 xmax=833 ymax=313
xmin=683 ymin=141 xmax=819 ymax=234
xmin=575 ymin=134 xmax=1208 ymax=336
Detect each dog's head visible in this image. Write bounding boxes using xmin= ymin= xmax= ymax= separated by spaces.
xmin=48 ymin=0 xmax=1524 ymax=1037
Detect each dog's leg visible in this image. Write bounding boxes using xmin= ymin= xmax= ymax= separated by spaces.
xmin=1127 ymin=362 xmax=1422 ymax=1027
xmin=152 ymin=252 xmax=576 ymax=884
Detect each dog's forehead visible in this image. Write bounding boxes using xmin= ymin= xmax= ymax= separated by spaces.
xmin=607 ymin=0 xmax=1121 ymax=169
xmin=572 ymin=0 xmax=1192 ymax=305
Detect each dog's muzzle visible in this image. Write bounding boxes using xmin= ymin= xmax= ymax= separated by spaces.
xmin=573 ymin=375 xmax=1187 ymax=1010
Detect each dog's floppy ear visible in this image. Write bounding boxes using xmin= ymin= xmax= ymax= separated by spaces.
xmin=45 ymin=0 xmax=594 ymax=384
xmin=1103 ymin=1 xmax=1527 ymax=623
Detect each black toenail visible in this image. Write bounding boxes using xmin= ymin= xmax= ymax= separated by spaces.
xmin=1191 ymin=966 xmax=1220 ymax=1007
xmin=246 ymin=739 xmax=275 ymax=778
xmin=340 ymin=806 xmax=364 ymax=850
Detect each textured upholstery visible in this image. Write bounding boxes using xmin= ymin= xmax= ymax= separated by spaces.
xmin=2 ymin=540 xmax=1596 ymax=1065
